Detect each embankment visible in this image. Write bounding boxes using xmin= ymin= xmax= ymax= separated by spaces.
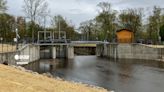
xmin=0 ymin=64 xmax=109 ymax=92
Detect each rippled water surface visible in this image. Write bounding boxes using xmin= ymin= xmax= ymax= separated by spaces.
xmin=25 ymin=56 xmax=164 ymax=92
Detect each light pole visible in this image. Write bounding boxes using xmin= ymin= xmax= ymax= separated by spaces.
xmin=44 ymin=16 xmax=46 ymax=41
xmin=58 ymin=17 xmax=61 ymax=39
xmin=15 ymin=28 xmax=19 ymax=50
xmin=0 ymin=37 xmax=3 ymax=53
xmin=0 ymin=37 xmax=3 ymax=62
xmin=14 ymin=17 xmax=20 ymax=50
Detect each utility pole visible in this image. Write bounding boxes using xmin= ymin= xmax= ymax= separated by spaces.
xmin=0 ymin=37 xmax=3 ymax=53
xmin=58 ymin=17 xmax=61 ymax=39
xmin=15 ymin=28 xmax=19 ymax=50
xmin=44 ymin=16 xmax=46 ymax=41
xmin=15 ymin=17 xmax=20 ymax=50
xmin=158 ymin=18 xmax=161 ymax=44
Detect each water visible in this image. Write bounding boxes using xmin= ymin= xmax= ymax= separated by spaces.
xmin=25 ymin=56 xmax=164 ymax=92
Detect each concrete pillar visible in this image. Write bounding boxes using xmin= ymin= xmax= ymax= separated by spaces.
xmin=114 ymin=46 xmax=117 ymax=59
xmin=52 ymin=47 xmax=56 ymax=59
xmin=37 ymin=46 xmax=40 ymax=60
xmin=103 ymin=44 xmax=108 ymax=57
xmin=67 ymin=46 xmax=74 ymax=59
xmin=96 ymin=45 xmax=101 ymax=57
xmin=96 ymin=45 xmax=99 ymax=56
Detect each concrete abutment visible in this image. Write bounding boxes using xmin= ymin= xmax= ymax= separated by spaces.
xmin=96 ymin=43 xmax=164 ymax=61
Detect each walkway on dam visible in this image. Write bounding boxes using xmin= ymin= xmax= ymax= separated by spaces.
xmin=34 ymin=41 xmax=103 ymax=47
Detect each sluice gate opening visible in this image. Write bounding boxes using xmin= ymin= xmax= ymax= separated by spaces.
xmin=40 ymin=45 xmax=67 ymax=59
xmin=74 ymin=47 xmax=96 ymax=55
xmin=40 ymin=46 xmax=52 ymax=59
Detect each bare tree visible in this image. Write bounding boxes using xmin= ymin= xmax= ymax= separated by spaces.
xmin=51 ymin=15 xmax=76 ymax=40
xmin=23 ymin=0 xmax=48 ymax=42
xmin=79 ymin=20 xmax=94 ymax=41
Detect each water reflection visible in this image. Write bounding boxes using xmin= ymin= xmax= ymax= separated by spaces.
xmin=24 ymin=56 xmax=164 ymax=92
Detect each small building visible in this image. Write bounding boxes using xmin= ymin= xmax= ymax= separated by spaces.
xmin=116 ymin=29 xmax=134 ymax=43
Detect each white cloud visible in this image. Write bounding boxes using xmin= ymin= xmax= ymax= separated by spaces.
xmin=6 ymin=0 xmax=164 ymax=28
xmin=7 ymin=0 xmax=24 ymax=16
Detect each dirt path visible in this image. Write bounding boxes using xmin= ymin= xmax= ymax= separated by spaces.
xmin=0 ymin=64 xmax=108 ymax=92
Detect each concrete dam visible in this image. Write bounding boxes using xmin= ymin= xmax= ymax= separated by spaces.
xmin=0 ymin=42 xmax=97 ymax=65
xmin=0 ymin=43 xmax=164 ymax=65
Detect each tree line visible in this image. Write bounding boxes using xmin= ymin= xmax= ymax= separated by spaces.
xmin=0 ymin=0 xmax=164 ymax=44
xmin=79 ymin=2 xmax=164 ymax=44
xmin=0 ymin=0 xmax=78 ymax=42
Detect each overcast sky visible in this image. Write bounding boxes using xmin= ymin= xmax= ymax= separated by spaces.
xmin=6 ymin=0 xmax=164 ymax=28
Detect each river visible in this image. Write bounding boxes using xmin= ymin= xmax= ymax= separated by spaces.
xmin=25 ymin=56 xmax=164 ymax=92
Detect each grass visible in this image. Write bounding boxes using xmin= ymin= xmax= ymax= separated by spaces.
xmin=0 ymin=64 xmax=108 ymax=92
xmin=74 ymin=43 xmax=97 ymax=47
xmin=0 ymin=44 xmax=16 ymax=53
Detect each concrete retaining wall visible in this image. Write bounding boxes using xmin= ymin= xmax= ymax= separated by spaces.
xmin=18 ymin=45 xmax=40 ymax=63
xmin=0 ymin=44 xmax=40 ymax=65
xmin=0 ymin=51 xmax=17 ymax=65
xmin=97 ymin=43 xmax=164 ymax=61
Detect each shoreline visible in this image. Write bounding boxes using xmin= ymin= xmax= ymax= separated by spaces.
xmin=0 ymin=64 xmax=111 ymax=92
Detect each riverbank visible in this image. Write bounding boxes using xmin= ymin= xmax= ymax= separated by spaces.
xmin=0 ymin=64 xmax=109 ymax=92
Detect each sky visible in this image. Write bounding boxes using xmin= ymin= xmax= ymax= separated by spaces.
xmin=6 ymin=0 xmax=164 ymax=28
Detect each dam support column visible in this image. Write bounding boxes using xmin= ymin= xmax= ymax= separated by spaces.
xmin=96 ymin=44 xmax=103 ymax=57
xmin=103 ymin=44 xmax=108 ymax=57
xmin=52 ymin=47 xmax=56 ymax=59
xmin=67 ymin=46 xmax=74 ymax=59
